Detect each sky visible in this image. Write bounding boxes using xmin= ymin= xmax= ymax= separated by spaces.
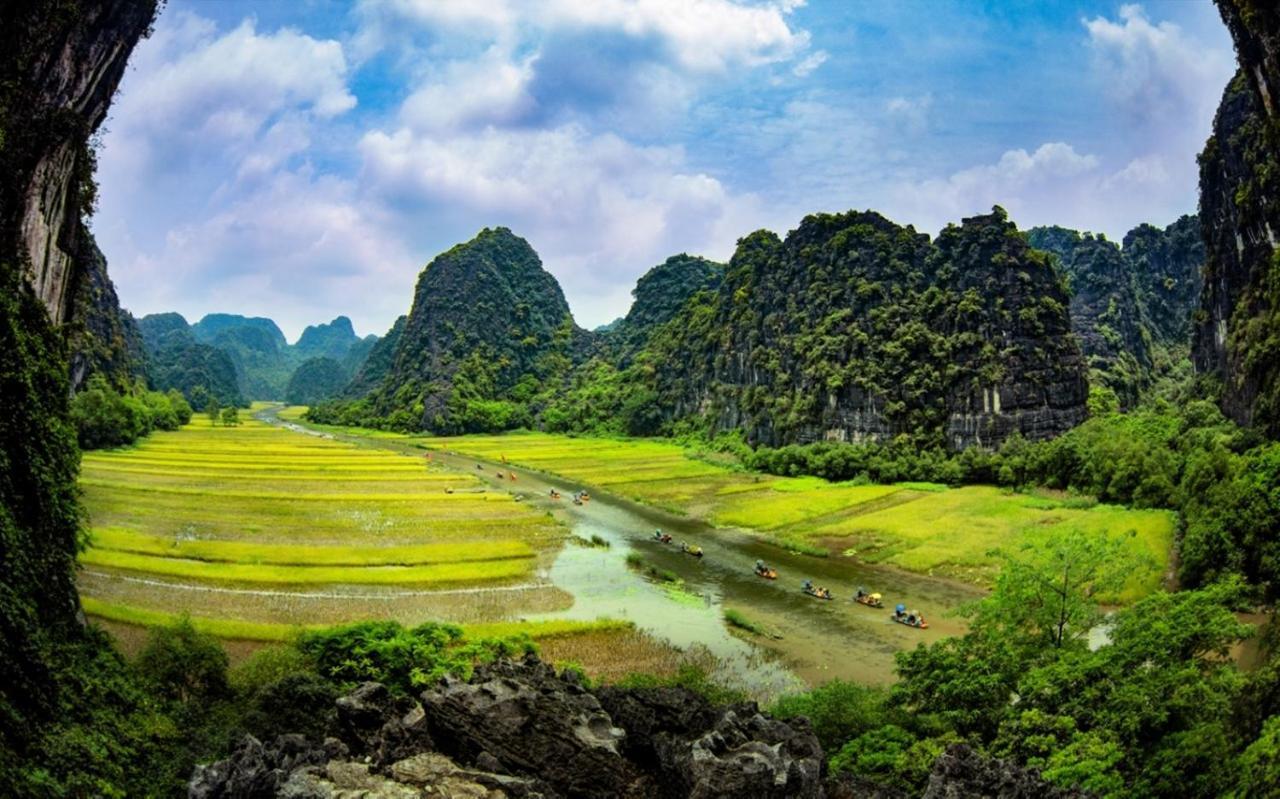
xmin=92 ymin=0 xmax=1237 ymax=341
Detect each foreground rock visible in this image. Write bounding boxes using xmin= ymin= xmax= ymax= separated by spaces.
xmin=191 ymin=655 xmax=821 ymax=798
xmin=189 ymin=655 xmax=1080 ymax=798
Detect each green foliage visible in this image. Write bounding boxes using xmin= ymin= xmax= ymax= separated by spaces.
xmin=829 ymin=725 xmax=960 ymax=795
xmin=138 ymin=313 xmax=244 ymax=407
xmin=285 ymin=356 xmax=353 ymax=407
xmin=1234 ymin=716 xmax=1280 ymax=798
xmin=297 ymin=620 xmax=535 ymax=693
xmin=136 ymin=616 xmax=230 ymax=704
xmin=219 ymin=406 xmax=240 ymax=426
xmin=886 ymin=563 xmax=1256 ymax=798
xmin=970 ymin=531 xmax=1133 ymax=651
xmin=68 ymin=376 xmax=192 ymax=449
xmin=770 ymin=680 xmax=892 ymax=752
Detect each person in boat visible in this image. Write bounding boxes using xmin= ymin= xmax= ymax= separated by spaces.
xmin=654 ymin=529 xmax=664 ymax=541
xmin=549 ymin=488 xmax=560 ymax=498
xmin=803 ymin=579 xmax=814 ymax=592
xmin=856 ymin=586 xmax=867 ymax=599
xmin=895 ymin=603 xmax=907 ymax=620
xmin=756 ymin=559 xmax=770 ymax=574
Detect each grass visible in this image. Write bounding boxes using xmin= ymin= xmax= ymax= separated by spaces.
xmin=624 ymin=552 xmax=681 ymax=584
xmin=80 ymin=548 xmax=532 ymax=586
xmin=76 ymin=413 xmax=568 ymax=634
xmin=83 ymin=596 xmax=626 ymax=643
xmin=808 ymin=485 xmax=1176 ymax=601
xmin=87 ymin=527 xmax=534 ymax=566
xmin=723 ymin=608 xmax=768 ymax=636
xmin=416 ymin=432 xmax=1176 ymax=601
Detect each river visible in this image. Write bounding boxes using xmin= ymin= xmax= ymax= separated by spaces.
xmin=265 ymin=408 xmax=982 ymax=694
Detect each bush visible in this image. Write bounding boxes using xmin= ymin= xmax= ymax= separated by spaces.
xmin=70 ymin=377 xmax=194 ymax=449
xmin=771 ymin=680 xmax=892 ymax=751
xmin=296 ymin=620 xmax=535 ymax=693
xmin=136 ymin=617 xmax=230 ymax=705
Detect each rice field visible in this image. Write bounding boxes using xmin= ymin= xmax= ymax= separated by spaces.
xmin=77 ymin=410 xmax=575 ymax=641
xmin=419 ymin=432 xmax=1176 ymax=600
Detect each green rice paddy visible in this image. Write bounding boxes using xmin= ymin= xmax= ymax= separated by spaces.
xmin=77 ymin=410 xmax=570 ymax=640
xmin=419 ymin=432 xmax=1177 ymax=601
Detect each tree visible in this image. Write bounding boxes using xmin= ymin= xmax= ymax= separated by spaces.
xmin=166 ymin=389 xmax=193 ymax=425
xmin=136 ymin=617 xmax=229 ymax=704
xmin=971 ymin=529 xmax=1134 ymax=652
xmin=205 ymin=397 xmax=221 ymax=426
xmin=220 ymin=406 xmax=239 ymax=426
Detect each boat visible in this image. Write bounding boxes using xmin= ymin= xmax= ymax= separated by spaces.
xmin=802 ymin=582 xmax=833 ymax=600
xmin=892 ymin=604 xmax=928 ymax=628
xmin=853 ymin=589 xmax=883 ymax=608
xmin=754 ymin=561 xmax=778 ymax=580
xmin=653 ymin=530 xmax=673 ymax=544
xmin=681 ymin=543 xmax=704 ymax=559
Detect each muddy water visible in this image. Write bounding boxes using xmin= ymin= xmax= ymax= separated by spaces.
xmin=266 ymin=409 xmax=982 ymax=692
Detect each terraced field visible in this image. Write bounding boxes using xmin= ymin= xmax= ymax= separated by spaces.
xmin=418 ymin=432 xmax=1176 ymax=601
xmin=77 ymin=412 xmax=572 ymax=637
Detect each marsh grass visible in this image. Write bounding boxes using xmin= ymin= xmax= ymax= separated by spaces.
xmin=723 ymin=608 xmax=769 ymax=636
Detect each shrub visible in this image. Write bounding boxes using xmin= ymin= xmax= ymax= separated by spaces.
xmin=771 ymin=680 xmax=892 ymax=751
xmin=296 ymin=621 xmax=535 ymax=693
xmin=136 ymin=617 xmax=230 ymax=705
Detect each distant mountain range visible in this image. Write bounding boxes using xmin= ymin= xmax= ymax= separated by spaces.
xmin=305 ymin=212 xmax=1203 ymax=450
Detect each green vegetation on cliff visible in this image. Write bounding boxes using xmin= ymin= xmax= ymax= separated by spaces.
xmin=139 ymin=312 xmax=245 ymax=408
xmin=311 ymin=227 xmax=583 ymax=432
xmin=1194 ymin=3 xmax=1280 ymax=436
xmin=1028 ymin=216 xmax=1203 ymax=409
xmin=284 ymin=356 xmax=347 ymax=406
xmin=644 ymin=207 xmax=1087 ymax=448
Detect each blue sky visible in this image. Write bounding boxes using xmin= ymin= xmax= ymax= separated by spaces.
xmin=92 ymin=0 xmax=1236 ymax=340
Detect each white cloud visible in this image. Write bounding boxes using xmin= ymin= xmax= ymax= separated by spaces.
xmin=94 ymin=10 xmax=400 ymax=340
xmin=356 ymin=0 xmax=813 ymax=74
xmin=885 ymin=94 xmax=933 ymax=135
xmin=398 ymin=48 xmax=535 ymax=133
xmin=1084 ymin=4 xmax=1230 ymax=130
xmin=881 ymin=140 xmax=1206 ymax=239
xmin=792 ymin=49 xmax=828 ymax=77
xmin=358 ymin=122 xmax=767 ymax=326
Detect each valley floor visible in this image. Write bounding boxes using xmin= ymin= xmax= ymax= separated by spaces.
xmin=77 ymin=405 xmax=1177 ymax=690
xmin=76 ymin=406 xmax=671 ymax=676
xmin=410 ymin=430 xmax=1176 ymax=603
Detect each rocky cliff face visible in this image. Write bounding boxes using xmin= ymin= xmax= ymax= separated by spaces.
xmin=611 ymin=254 xmax=724 ymax=364
xmin=1028 ymin=227 xmax=1154 ymax=407
xmin=344 ymin=315 xmax=405 ymax=398
xmin=0 ymin=0 xmax=157 ymax=770
xmin=64 ymin=225 xmax=145 ymax=392
xmin=4 ymin=0 xmax=157 ymax=325
xmin=190 ymin=656 xmax=1079 ymax=799
xmin=1194 ymin=1 xmax=1280 ymax=435
xmin=138 ymin=312 xmax=245 ymax=407
xmin=295 ymin=315 xmax=360 ymax=361
xmin=1124 ymin=215 xmax=1204 ymax=345
xmin=373 ymin=227 xmax=581 ymax=429
xmin=649 ymin=208 xmax=1087 ymax=449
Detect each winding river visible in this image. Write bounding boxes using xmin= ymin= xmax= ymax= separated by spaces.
xmin=266 ymin=407 xmax=982 ymax=693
